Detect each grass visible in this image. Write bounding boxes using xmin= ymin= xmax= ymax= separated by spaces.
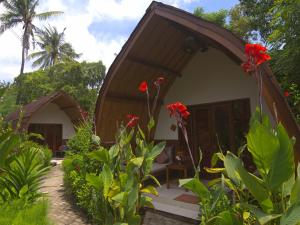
xmin=0 ymin=199 xmax=53 ymax=225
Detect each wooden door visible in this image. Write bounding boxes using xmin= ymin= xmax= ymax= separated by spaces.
xmin=178 ymin=99 xmax=250 ymax=178
xmin=28 ymin=124 xmax=63 ymax=152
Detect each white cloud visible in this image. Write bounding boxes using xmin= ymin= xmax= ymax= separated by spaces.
xmin=0 ymin=0 xmax=197 ymax=82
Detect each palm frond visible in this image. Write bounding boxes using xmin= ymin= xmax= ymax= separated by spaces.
xmin=35 ymin=11 xmax=63 ymax=20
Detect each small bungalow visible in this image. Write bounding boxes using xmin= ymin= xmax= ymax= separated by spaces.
xmin=95 ymin=1 xmax=300 ymax=164
xmin=94 ymin=1 xmax=300 ymax=219
xmin=7 ymin=91 xmax=84 ymax=154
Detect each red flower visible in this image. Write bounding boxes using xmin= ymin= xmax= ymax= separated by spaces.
xmin=126 ymin=114 xmax=139 ymax=128
xmin=138 ymin=81 xmax=148 ymax=92
xmin=284 ymin=91 xmax=290 ymax=97
xmin=166 ymin=102 xmax=190 ymax=119
xmin=154 ymin=76 xmax=165 ymax=86
xmin=244 ymin=43 xmax=271 ymax=66
xmin=242 ymin=61 xmax=252 ymax=73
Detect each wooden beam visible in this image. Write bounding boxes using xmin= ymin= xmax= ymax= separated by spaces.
xmin=106 ymin=92 xmax=164 ymax=105
xmin=127 ymin=56 xmax=182 ymax=77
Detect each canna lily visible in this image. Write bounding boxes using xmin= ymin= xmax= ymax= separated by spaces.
xmin=166 ymin=102 xmax=190 ymax=119
xmin=138 ymin=81 xmax=148 ymax=92
xmin=126 ymin=114 xmax=139 ymax=128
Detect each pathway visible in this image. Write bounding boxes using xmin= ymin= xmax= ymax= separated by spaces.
xmin=42 ymin=161 xmax=194 ymax=225
xmin=41 ymin=162 xmax=90 ymax=225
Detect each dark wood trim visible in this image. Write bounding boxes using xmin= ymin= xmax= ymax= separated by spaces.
xmin=127 ymin=56 xmax=182 ymax=77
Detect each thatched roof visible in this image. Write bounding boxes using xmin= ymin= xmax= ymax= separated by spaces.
xmin=95 ymin=1 xmax=300 ymax=161
xmin=7 ymin=91 xmax=84 ymax=130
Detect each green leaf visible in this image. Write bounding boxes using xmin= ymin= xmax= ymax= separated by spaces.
xmin=112 ymin=192 xmax=127 ymax=205
xmin=225 ymin=153 xmax=273 ymax=212
xmin=141 ymin=185 xmax=158 ymax=196
xmin=147 ymin=142 xmax=166 ymax=160
xmin=101 ymin=164 xmax=113 ymax=198
xmin=144 ymin=174 xmax=161 ymax=186
xmin=128 ymin=215 xmax=141 ymax=225
xmin=130 ymin=157 xmax=144 ymax=168
xmin=266 ymin=123 xmax=295 ymax=191
xmin=147 ymin=117 xmax=155 ymax=132
xmin=211 ymin=152 xmax=225 ymax=167
xmin=282 ymin=173 xmax=295 ymax=198
xmin=86 ymin=173 xmax=103 ymax=191
xmin=290 ymin=163 xmax=300 ymax=205
xmin=89 ymin=148 xmax=109 ymax=163
xmin=19 ymin=184 xmax=28 ymax=198
xmin=246 ymin=205 xmax=281 ymax=225
xmin=179 ymin=178 xmax=209 ymax=200
xmin=140 ymin=195 xmax=154 ymax=208
xmin=215 ymin=210 xmax=242 ymax=225
xmin=0 ymin=134 xmax=19 ymax=167
xmin=128 ymin=180 xmax=138 ymax=210
xmin=138 ymin=126 xmax=145 ymax=140
xmin=109 ymin=145 xmax=120 ymax=160
xmin=280 ymin=202 xmax=300 ymax=225
xmin=247 ymin=118 xmax=280 ymax=177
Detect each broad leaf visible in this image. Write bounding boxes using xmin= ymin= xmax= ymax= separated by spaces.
xmin=247 ymin=119 xmax=279 ymax=177
xmin=141 ymin=185 xmax=158 ymax=196
xmin=246 ymin=204 xmax=281 ymax=225
xmin=140 ymin=195 xmax=154 ymax=208
xmin=89 ymin=148 xmax=109 ymax=163
xmin=225 ymin=153 xmax=273 ymax=212
xmin=86 ymin=173 xmax=103 ymax=191
xmin=147 ymin=142 xmax=166 ymax=160
xmin=216 ymin=210 xmax=242 ymax=225
xmin=179 ymin=178 xmax=209 ymax=200
xmin=130 ymin=157 xmax=144 ymax=168
xmin=290 ymin=163 xmax=300 ymax=205
xmin=266 ymin=123 xmax=295 ymax=191
xmin=102 ymin=164 xmax=113 ymax=198
xmin=280 ymin=202 xmax=300 ymax=225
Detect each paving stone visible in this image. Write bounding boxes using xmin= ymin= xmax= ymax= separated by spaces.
xmin=41 ymin=165 xmax=91 ymax=225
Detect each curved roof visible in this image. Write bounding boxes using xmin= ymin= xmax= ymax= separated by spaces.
xmin=95 ymin=1 xmax=300 ymax=160
xmin=7 ymin=91 xmax=84 ymax=130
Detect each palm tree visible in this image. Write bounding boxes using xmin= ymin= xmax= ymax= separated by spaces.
xmin=0 ymin=0 xmax=63 ymax=74
xmin=28 ymin=26 xmax=81 ymax=69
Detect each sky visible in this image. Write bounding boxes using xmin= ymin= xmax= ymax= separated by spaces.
xmin=0 ymin=0 xmax=238 ymax=82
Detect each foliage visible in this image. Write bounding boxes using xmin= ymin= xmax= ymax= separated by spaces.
xmin=13 ymin=60 xmax=106 ymax=112
xmin=194 ymin=7 xmax=228 ymax=27
xmin=0 ymin=148 xmax=50 ymax=202
xmin=0 ymin=0 xmax=63 ymax=74
xmin=0 ymin=84 xmax=20 ymax=117
xmin=0 ymin=199 xmax=52 ymax=225
xmin=28 ymin=25 xmax=81 ymax=69
xmin=207 ymin=110 xmax=300 ymax=225
xmin=67 ymin=121 xmax=94 ymax=154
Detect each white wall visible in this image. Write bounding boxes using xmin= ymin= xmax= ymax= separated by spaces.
xmin=29 ymin=103 xmax=76 ymax=139
xmin=155 ymin=48 xmax=273 ymax=139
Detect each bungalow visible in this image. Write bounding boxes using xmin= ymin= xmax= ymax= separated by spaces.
xmin=94 ymin=0 xmax=300 ymax=171
xmin=7 ymin=91 xmax=84 ymax=154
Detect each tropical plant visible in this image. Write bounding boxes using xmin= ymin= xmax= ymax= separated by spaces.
xmin=0 ymin=0 xmax=63 ymax=74
xmin=0 ymin=148 xmax=50 ymax=202
xmin=28 ymin=26 xmax=80 ymax=69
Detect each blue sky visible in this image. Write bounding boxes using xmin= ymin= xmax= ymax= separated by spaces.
xmin=0 ymin=0 xmax=238 ymax=82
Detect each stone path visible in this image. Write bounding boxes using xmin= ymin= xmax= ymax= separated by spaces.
xmin=41 ymin=163 xmax=90 ymax=225
xmin=42 ymin=162 xmax=195 ymax=225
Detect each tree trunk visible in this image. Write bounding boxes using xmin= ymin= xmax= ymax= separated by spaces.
xmin=20 ymin=45 xmax=25 ymax=75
